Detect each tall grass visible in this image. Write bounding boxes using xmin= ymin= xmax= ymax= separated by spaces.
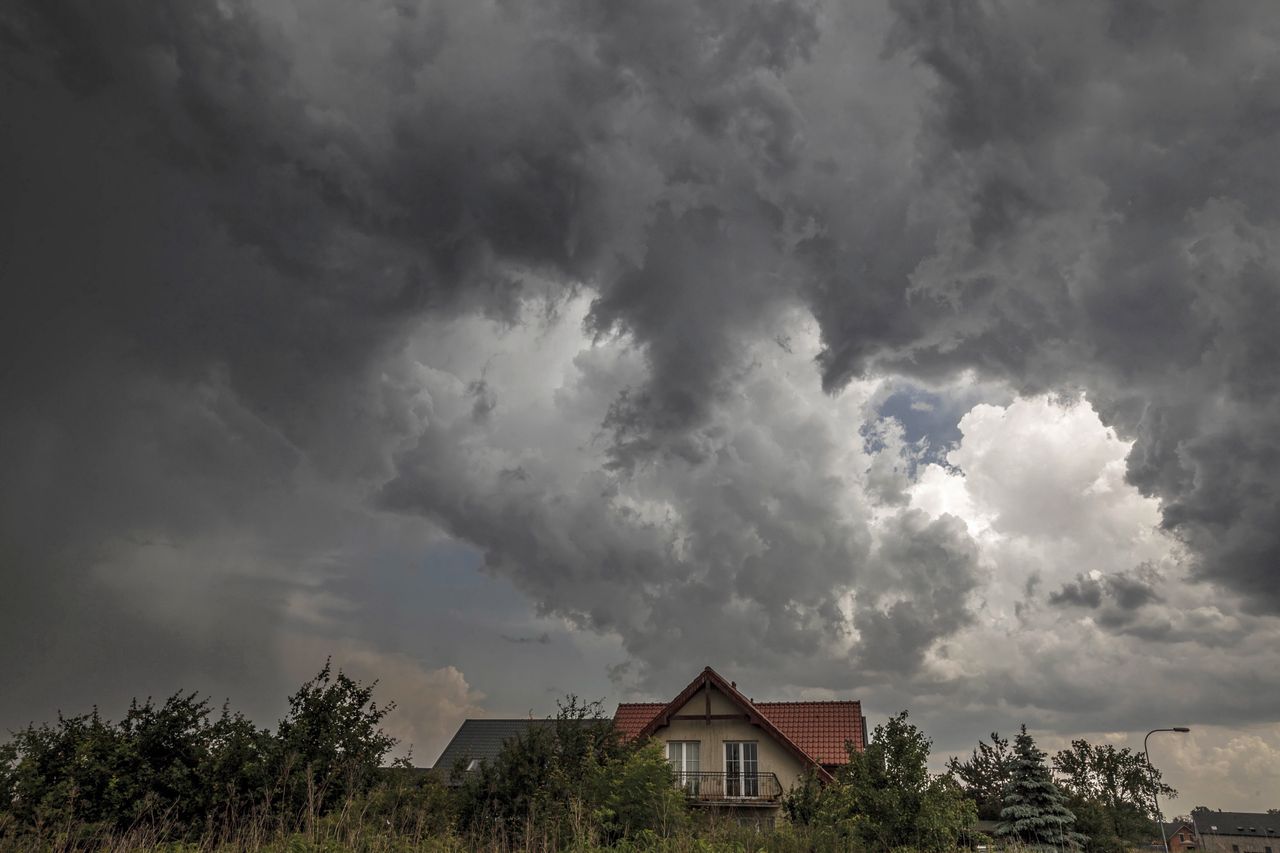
xmin=0 ymin=801 xmax=871 ymax=853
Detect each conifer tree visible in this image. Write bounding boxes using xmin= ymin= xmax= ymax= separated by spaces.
xmin=997 ymin=725 xmax=1086 ymax=851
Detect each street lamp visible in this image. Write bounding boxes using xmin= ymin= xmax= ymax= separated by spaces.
xmin=1145 ymin=728 xmax=1191 ymax=853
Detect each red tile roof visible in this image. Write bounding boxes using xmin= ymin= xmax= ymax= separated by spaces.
xmin=614 ymin=702 xmax=665 ymax=740
xmin=613 ymin=668 xmax=863 ymax=769
xmin=755 ymin=701 xmax=863 ymax=765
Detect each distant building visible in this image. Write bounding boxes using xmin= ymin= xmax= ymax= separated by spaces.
xmin=1191 ymin=809 xmax=1279 ymax=853
xmin=1161 ymin=819 xmax=1198 ymax=853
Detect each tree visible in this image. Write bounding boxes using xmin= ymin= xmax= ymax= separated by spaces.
xmin=1053 ymin=739 xmax=1176 ymax=853
xmin=947 ymin=731 xmax=1015 ymax=820
xmin=592 ymin=740 xmax=687 ymax=841
xmin=0 ymin=706 xmax=123 ymax=831
xmin=199 ymin=703 xmax=274 ymax=831
xmin=1053 ymin=739 xmax=1175 ymax=813
xmin=816 ymin=710 xmax=977 ymax=853
xmin=0 ymin=662 xmax=405 ymax=843
xmin=782 ymin=768 xmax=824 ymax=826
xmin=453 ymin=696 xmax=634 ymax=846
xmin=271 ymin=659 xmax=399 ymax=825
xmin=998 ymin=725 xmax=1085 ymax=851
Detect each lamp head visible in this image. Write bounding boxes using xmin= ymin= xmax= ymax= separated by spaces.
xmin=1173 ymin=727 xmax=1190 ymax=733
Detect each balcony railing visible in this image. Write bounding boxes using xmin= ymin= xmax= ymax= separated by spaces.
xmin=673 ymin=771 xmax=784 ymax=803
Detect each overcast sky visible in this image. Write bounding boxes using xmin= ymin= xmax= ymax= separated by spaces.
xmin=3 ymin=0 xmax=1279 ymax=815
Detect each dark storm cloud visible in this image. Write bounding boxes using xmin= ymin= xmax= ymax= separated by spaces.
xmin=3 ymin=0 xmax=1280 ymax=738
xmin=1048 ymin=578 xmax=1105 ymax=610
xmin=1049 ymin=568 xmax=1161 ymax=616
xmin=853 ymin=510 xmax=980 ymax=673
xmin=2 ymin=0 xmax=853 ymax=719
xmin=804 ymin=0 xmax=1280 ymax=612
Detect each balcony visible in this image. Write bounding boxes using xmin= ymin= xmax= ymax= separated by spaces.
xmin=673 ymin=771 xmax=784 ymax=804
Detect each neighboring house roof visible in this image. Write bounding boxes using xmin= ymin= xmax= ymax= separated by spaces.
xmin=614 ymin=702 xmax=666 ymax=740
xmin=432 ymin=718 xmax=595 ymax=774
xmin=432 ymin=719 xmax=545 ymax=772
xmin=613 ymin=666 xmax=863 ymax=781
xmin=1191 ymin=810 xmax=1280 ymax=838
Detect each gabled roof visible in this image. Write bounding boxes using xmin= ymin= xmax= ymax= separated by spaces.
xmin=615 ymin=666 xmax=864 ymax=781
xmin=1191 ymin=810 xmax=1280 ymax=838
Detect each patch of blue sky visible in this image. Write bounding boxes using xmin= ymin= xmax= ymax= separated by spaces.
xmin=866 ymin=380 xmax=1012 ymax=475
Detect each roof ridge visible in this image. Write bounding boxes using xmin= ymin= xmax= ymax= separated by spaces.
xmin=755 ymin=699 xmax=862 ymax=704
xmin=462 ymin=717 xmax=603 ymax=723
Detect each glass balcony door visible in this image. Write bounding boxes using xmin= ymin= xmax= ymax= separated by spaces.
xmin=724 ymin=741 xmax=758 ymax=797
xmin=667 ymin=741 xmax=700 ymax=795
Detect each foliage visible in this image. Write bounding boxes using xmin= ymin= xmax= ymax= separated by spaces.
xmin=0 ymin=693 xmax=266 ymax=834
xmin=812 ymin=710 xmax=977 ymax=853
xmin=1053 ymin=738 xmax=1174 ymax=814
xmin=0 ymin=662 xmax=398 ymax=844
xmin=593 ymin=740 xmax=687 ymax=841
xmin=1050 ymin=738 xmax=1177 ymax=853
xmin=453 ymin=696 xmax=686 ymax=848
xmin=781 ymin=768 xmax=823 ymax=826
xmin=271 ymin=660 xmax=399 ymax=823
xmin=947 ymin=731 xmax=1014 ymax=820
xmin=997 ymin=725 xmax=1085 ymax=852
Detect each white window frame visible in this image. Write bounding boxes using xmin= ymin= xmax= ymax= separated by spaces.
xmin=667 ymin=741 xmax=701 ymax=794
xmin=723 ymin=741 xmax=759 ymax=798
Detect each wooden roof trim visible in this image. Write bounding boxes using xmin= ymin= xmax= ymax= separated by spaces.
xmin=635 ymin=666 xmax=834 ymax=782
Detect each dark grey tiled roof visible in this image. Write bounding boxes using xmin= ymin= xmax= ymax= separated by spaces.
xmin=1192 ymin=810 xmax=1280 ymax=837
xmin=432 ymin=717 xmax=602 ymax=775
xmin=432 ymin=719 xmax=550 ymax=772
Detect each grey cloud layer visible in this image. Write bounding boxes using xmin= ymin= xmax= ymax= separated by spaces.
xmin=2 ymin=0 xmax=1279 ymax=733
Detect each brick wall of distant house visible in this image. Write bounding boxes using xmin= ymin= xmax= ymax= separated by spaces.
xmin=1167 ymin=824 xmax=1197 ymax=853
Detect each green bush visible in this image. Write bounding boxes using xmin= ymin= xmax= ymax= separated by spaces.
xmin=808 ymin=710 xmax=977 ymax=853
xmin=0 ymin=661 xmax=400 ymax=845
xmin=452 ymin=697 xmax=688 ymax=848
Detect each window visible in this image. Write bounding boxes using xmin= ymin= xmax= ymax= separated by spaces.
xmin=466 ymin=759 xmax=480 ymax=771
xmin=1232 ymin=845 xmax=1239 ymax=853
xmin=724 ymin=741 xmax=759 ymax=797
xmin=667 ymin=741 xmax=700 ymax=793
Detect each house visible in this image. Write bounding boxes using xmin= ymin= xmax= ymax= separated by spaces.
xmin=613 ymin=666 xmax=865 ymax=816
xmin=1162 ymin=819 xmax=1199 ymax=853
xmin=1190 ymin=809 xmax=1280 ymax=853
xmin=431 ymin=718 xmax=594 ymax=784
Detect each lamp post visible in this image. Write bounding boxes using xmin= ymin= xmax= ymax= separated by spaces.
xmin=1144 ymin=728 xmax=1190 ymax=853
